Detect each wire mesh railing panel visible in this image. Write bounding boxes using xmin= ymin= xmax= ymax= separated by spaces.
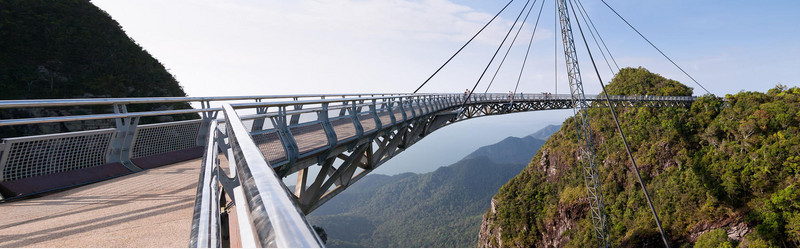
xmin=1 ymin=129 xmax=114 ymax=181
xmin=290 ymin=123 xmax=328 ymax=155
xmin=252 ymin=131 xmax=287 ymax=165
xmin=392 ymin=109 xmax=406 ymax=122
xmin=359 ymin=114 xmax=378 ymax=133
xmin=132 ymin=120 xmax=202 ymax=159
xmin=330 ymin=117 xmax=357 ymax=141
xmin=378 ymin=111 xmax=393 ymax=126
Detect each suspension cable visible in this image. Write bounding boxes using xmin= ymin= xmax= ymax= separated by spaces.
xmin=513 ymin=0 xmax=547 ymax=96
xmin=412 ymin=0 xmax=516 ymax=93
xmin=568 ymin=0 xmax=670 ymax=247
xmin=461 ymin=0 xmax=532 ymax=107
xmin=572 ymin=0 xmax=615 ymax=75
xmin=483 ymin=0 xmax=537 ymax=94
xmin=599 ymin=0 xmax=710 ymax=94
xmin=576 ymin=0 xmax=619 ymax=71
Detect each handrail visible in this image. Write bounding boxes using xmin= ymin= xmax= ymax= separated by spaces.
xmin=0 ymin=93 xmax=696 ymax=128
xmin=0 ymin=93 xmax=429 ymax=108
xmin=222 ymin=104 xmax=323 ymax=247
xmin=189 ymin=119 xmax=221 ymax=247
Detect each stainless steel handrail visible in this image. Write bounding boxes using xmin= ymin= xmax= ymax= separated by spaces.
xmin=0 ymin=93 xmax=428 ymax=108
xmin=0 ymin=93 xmax=696 ymax=127
xmin=189 ymin=119 xmax=221 ymax=248
xmin=222 ymin=104 xmax=325 ymax=247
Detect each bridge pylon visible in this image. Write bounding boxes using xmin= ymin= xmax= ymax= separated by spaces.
xmin=556 ymin=0 xmax=611 ymax=247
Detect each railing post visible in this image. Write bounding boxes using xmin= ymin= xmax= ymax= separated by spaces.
xmin=290 ymin=97 xmax=303 ymax=125
xmin=370 ymin=99 xmax=382 ymax=131
xmin=271 ymin=106 xmax=299 ymax=169
xmin=409 ymin=98 xmax=417 ymax=118
xmin=251 ymin=99 xmax=267 ymax=132
xmin=388 ymin=98 xmax=397 ymax=125
xmin=338 ymin=99 xmax=349 ymax=117
xmin=422 ymin=96 xmax=431 ymax=114
xmin=318 ymin=102 xmax=338 ymax=164
xmin=350 ymin=101 xmax=364 ymax=142
xmin=355 ymin=96 xmax=364 ymax=113
xmin=398 ymin=97 xmax=408 ymax=121
xmin=108 ymin=103 xmax=142 ymax=171
xmin=198 ymin=100 xmax=219 ymax=147
xmin=0 ymin=142 xmax=9 ymax=183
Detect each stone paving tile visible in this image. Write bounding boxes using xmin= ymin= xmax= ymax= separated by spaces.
xmin=0 ymin=159 xmax=201 ymax=248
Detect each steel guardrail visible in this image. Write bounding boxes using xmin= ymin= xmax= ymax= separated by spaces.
xmin=189 ymin=120 xmax=221 ymax=248
xmin=0 ymin=93 xmax=695 ymax=127
xmin=189 ymin=104 xmax=324 ymax=248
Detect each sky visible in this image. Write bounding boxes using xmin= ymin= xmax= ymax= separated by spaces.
xmin=92 ymin=0 xmax=800 ymax=175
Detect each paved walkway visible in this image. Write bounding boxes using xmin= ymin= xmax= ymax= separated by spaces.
xmin=0 ymin=159 xmax=201 ymax=248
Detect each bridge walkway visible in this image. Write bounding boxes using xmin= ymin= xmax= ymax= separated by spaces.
xmin=0 ymin=159 xmax=200 ymax=247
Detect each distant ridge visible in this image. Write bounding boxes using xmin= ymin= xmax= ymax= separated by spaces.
xmin=528 ymin=124 xmax=561 ymax=140
xmin=463 ymin=136 xmax=544 ymax=165
xmin=463 ymin=125 xmax=559 ymax=165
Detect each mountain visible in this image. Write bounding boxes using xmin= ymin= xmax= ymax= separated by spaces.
xmin=464 ymin=126 xmax=559 ymax=165
xmin=528 ymin=124 xmax=561 ymax=141
xmin=0 ymin=0 xmax=196 ymax=138
xmin=463 ymin=136 xmax=544 ymax=165
xmin=480 ymin=67 xmax=800 ymax=248
xmin=307 ymin=126 xmax=557 ymax=247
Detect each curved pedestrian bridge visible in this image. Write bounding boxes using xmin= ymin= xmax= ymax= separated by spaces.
xmin=0 ymin=93 xmax=694 ymax=247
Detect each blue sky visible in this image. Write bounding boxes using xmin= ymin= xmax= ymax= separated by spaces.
xmin=92 ymin=0 xmax=800 ymax=174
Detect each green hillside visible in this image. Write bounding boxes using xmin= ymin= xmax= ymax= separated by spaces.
xmin=308 ymin=130 xmax=554 ymax=247
xmin=480 ymin=67 xmax=800 ymax=247
xmin=0 ymin=0 xmax=195 ymax=137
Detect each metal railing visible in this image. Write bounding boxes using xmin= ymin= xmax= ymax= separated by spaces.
xmin=0 ymin=93 xmax=694 ymax=187
xmin=190 ymin=104 xmax=324 ymax=248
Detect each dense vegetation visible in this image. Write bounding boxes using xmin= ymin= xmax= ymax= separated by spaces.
xmin=0 ymin=0 xmax=195 ymax=138
xmin=482 ymin=67 xmax=800 ymax=247
xmin=308 ymin=129 xmax=557 ymax=247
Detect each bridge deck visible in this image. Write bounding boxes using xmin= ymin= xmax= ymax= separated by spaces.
xmin=0 ymin=159 xmax=200 ymax=248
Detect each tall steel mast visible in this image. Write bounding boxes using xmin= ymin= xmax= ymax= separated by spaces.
xmin=556 ymin=0 xmax=611 ymax=246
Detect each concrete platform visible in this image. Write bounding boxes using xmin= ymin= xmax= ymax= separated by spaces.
xmin=0 ymin=158 xmax=201 ymax=248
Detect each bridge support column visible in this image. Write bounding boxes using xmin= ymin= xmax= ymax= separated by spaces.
xmin=108 ymin=104 xmax=142 ymax=172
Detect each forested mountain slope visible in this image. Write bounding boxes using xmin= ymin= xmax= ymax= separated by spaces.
xmin=0 ymin=0 xmax=195 ymax=138
xmin=308 ymin=127 xmax=557 ymax=247
xmin=480 ymin=67 xmax=800 ymax=248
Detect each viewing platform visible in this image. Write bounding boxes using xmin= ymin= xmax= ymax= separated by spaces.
xmin=0 ymin=159 xmax=199 ymax=247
